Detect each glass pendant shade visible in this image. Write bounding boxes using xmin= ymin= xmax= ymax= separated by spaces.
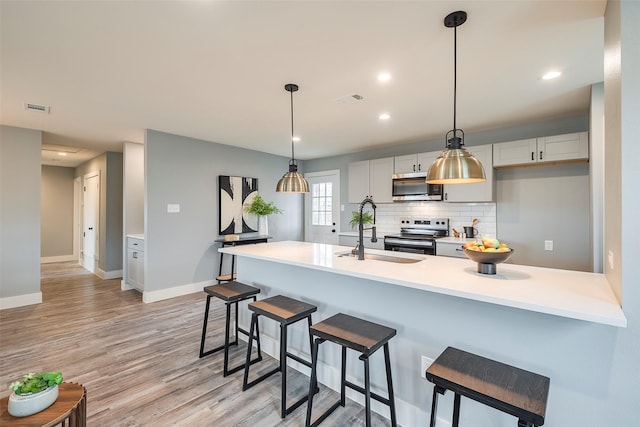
xmin=277 ymin=83 xmax=309 ymax=193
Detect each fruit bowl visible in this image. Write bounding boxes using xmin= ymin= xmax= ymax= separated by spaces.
xmin=463 ymin=247 xmax=514 ymax=274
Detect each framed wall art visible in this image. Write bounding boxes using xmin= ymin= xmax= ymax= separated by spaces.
xmin=218 ymin=175 xmax=258 ymax=235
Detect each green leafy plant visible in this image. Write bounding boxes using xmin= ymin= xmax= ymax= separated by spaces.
xmin=349 ymin=211 xmax=374 ymax=228
xmin=243 ymin=194 xmax=282 ymax=217
xmin=9 ymin=371 xmax=63 ymax=395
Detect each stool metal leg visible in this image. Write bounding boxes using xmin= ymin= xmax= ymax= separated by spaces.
xmin=452 ymin=393 xmax=461 ymax=427
xmin=280 ymin=322 xmax=287 ymax=418
xmin=383 ymin=343 xmax=397 ymax=427
xmin=340 ymin=346 xmax=347 ymax=407
xmin=364 ymin=355 xmax=371 ymax=427
xmin=306 ymin=337 xmax=321 ymax=427
xmin=199 ymin=295 xmax=212 ymax=357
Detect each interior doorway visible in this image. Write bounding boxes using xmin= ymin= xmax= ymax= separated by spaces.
xmin=82 ymin=171 xmax=100 ymax=272
xmin=304 ymin=170 xmax=340 ymax=244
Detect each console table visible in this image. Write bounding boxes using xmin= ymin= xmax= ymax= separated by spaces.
xmin=426 ymin=347 xmax=550 ymax=427
xmin=0 ymin=382 xmax=86 ymax=426
xmin=215 ymin=234 xmax=270 ymax=282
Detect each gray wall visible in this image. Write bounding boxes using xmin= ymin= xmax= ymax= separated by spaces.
xmin=75 ymin=152 xmax=123 ymax=273
xmin=41 ymin=165 xmax=74 ymax=258
xmin=0 ymin=125 xmax=41 ymax=300
xmin=144 ymin=129 xmax=302 ymax=293
xmin=496 ymin=163 xmax=591 ymax=271
xmin=123 ymin=142 xmax=144 ymax=235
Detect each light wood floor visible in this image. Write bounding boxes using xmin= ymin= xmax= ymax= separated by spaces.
xmin=0 ymin=262 xmax=392 ymax=426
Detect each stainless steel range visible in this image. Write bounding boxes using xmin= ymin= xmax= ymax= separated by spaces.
xmin=384 ymin=218 xmax=449 ymax=255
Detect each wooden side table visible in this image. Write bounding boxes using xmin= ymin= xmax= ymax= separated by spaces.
xmin=1 ymin=382 xmax=86 ymax=427
xmin=426 ymin=347 xmax=550 ymax=427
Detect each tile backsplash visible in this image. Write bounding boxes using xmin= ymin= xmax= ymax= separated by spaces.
xmin=348 ymin=202 xmax=497 ymax=238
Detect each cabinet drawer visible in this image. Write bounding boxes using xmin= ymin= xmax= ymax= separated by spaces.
xmin=127 ymin=237 xmax=144 ymax=251
xmin=437 ymin=242 xmax=466 ymax=258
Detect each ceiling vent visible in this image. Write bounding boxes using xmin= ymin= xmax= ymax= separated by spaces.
xmin=334 ymin=94 xmax=364 ymax=105
xmin=24 ymin=103 xmax=50 ymax=113
xmin=41 ymin=144 xmax=80 ymax=154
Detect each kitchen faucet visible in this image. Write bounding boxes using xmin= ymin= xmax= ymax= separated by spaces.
xmin=354 ymin=196 xmax=377 ymax=260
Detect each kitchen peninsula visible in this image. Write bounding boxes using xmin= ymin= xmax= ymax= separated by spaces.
xmin=220 ymin=241 xmax=626 ymax=425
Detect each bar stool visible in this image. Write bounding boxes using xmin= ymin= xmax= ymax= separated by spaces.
xmin=199 ymin=281 xmax=262 ymax=376
xmin=243 ymin=295 xmax=318 ymax=418
xmin=426 ymin=346 xmax=550 ymax=427
xmin=305 ymin=313 xmax=397 ymax=427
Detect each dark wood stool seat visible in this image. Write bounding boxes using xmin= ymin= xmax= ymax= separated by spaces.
xmin=305 ymin=313 xmax=397 ymax=427
xmin=199 ymin=281 xmax=262 ymax=377
xmin=243 ymin=295 xmax=318 ymax=418
xmin=426 ymin=346 xmax=550 ymax=427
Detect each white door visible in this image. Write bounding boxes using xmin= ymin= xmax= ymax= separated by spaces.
xmin=304 ymin=170 xmax=340 ymax=244
xmin=82 ymin=172 xmax=99 ymax=272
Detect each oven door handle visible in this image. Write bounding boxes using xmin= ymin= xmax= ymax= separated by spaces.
xmin=383 ymin=238 xmax=434 ymax=248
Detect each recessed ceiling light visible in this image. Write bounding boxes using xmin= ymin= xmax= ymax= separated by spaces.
xmin=377 ymin=73 xmax=391 ymax=82
xmin=378 ymin=113 xmax=391 ymax=120
xmin=292 ymin=136 xmax=301 ymax=142
xmin=542 ymin=71 xmax=562 ymax=80
xmin=57 ymin=152 xmax=68 ymax=156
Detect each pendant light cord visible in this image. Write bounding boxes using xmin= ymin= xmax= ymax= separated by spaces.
xmin=290 ymin=88 xmax=295 ymax=163
xmin=453 ymin=25 xmax=457 ymax=136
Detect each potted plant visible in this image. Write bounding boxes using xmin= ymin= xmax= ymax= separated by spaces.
xmin=244 ymin=194 xmax=282 ymax=235
xmin=349 ymin=210 xmax=374 ymax=229
xmin=8 ymin=371 xmax=63 ymax=417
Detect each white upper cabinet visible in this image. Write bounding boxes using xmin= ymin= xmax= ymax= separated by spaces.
xmin=443 ymin=144 xmax=494 ymax=202
xmin=394 ymin=151 xmax=441 ymax=174
xmin=493 ymin=132 xmax=588 ymax=167
xmin=348 ymin=157 xmax=394 ymax=203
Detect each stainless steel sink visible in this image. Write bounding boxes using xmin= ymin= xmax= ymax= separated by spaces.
xmin=336 ymin=251 xmax=422 ymax=264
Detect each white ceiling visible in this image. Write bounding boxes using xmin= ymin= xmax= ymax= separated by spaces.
xmin=1 ymin=1 xmax=606 ymax=167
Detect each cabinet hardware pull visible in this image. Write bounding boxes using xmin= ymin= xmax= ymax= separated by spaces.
xmin=531 ymin=152 xmax=534 ymax=161
xmin=539 ymin=150 xmax=543 ymax=160
xmin=133 ymin=252 xmax=138 ymax=259
xmin=413 ymin=164 xmax=416 ymax=172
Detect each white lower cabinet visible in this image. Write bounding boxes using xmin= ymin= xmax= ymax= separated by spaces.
xmin=436 ymin=241 xmax=466 ymax=258
xmin=126 ymin=237 xmax=144 ymax=291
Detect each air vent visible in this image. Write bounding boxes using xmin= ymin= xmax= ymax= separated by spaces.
xmin=41 ymin=144 xmax=80 ymax=154
xmin=335 ymin=94 xmax=364 ymax=105
xmin=24 ymin=103 xmax=50 ymax=113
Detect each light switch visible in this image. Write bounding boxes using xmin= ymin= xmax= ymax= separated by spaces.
xmin=167 ymin=204 xmax=180 ymax=213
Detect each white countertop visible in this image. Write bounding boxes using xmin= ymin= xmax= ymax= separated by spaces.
xmin=220 ymin=241 xmax=626 ymax=327
xmin=127 ymin=234 xmax=144 ymax=239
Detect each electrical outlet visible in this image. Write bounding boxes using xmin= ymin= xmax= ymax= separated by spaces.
xmin=544 ymin=240 xmax=553 ymax=251
xmin=421 ymin=355 xmax=434 ymax=379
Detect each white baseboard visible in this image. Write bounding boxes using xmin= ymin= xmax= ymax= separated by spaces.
xmin=240 ymin=326 xmax=433 ymax=426
xmin=41 ymin=255 xmax=76 ymax=263
xmin=0 ymin=292 xmax=42 ymax=310
xmin=120 ymin=279 xmax=135 ymax=291
xmin=96 ymin=268 xmax=123 ymax=280
xmin=142 ymin=279 xmax=213 ymax=303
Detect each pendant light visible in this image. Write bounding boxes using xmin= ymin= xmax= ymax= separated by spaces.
xmin=426 ymin=11 xmax=485 ymax=184
xmin=276 ymin=83 xmax=310 ymax=193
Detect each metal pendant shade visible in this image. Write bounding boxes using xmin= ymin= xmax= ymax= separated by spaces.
xmin=276 ymin=83 xmax=309 ymax=193
xmin=426 ymin=11 xmax=485 ymax=184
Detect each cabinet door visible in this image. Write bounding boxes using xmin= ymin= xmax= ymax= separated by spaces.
xmin=493 ymin=138 xmax=537 ymax=167
xmin=136 ymin=251 xmax=144 ymax=289
xmin=417 ymin=151 xmax=441 ymax=174
xmin=369 ymin=157 xmax=394 ymax=203
xmin=538 ymin=132 xmax=588 ymax=162
xmin=444 ymin=144 xmax=494 ymax=202
xmin=348 ymin=160 xmax=370 ymax=203
xmin=394 ymin=154 xmax=418 ymax=174
xmin=127 ymin=248 xmax=138 ymax=287
xmin=436 ymin=242 xmax=466 ymax=258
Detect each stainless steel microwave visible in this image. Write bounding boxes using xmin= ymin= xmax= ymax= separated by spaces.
xmin=391 ymin=172 xmax=443 ymax=201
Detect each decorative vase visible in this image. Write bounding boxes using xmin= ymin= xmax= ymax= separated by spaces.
xmin=259 ymin=216 xmax=269 ymax=236
xmin=8 ymin=385 xmax=59 ymax=417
